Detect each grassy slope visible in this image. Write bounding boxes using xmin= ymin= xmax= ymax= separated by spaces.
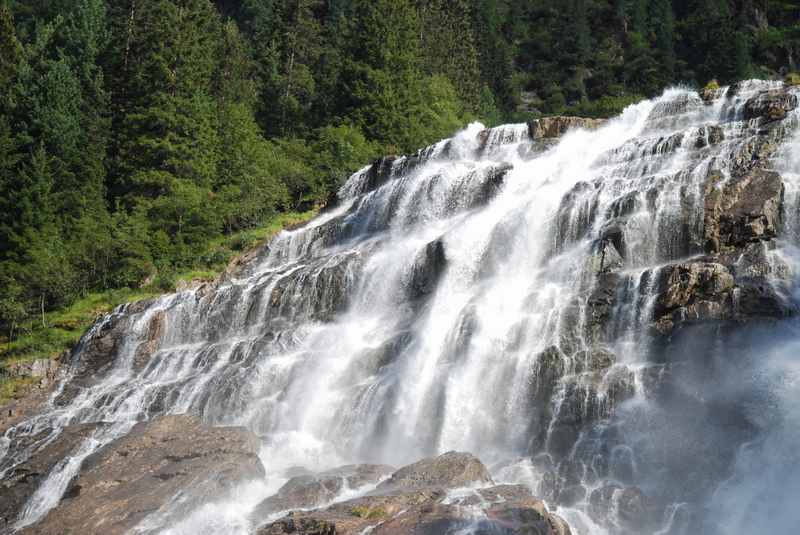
xmin=0 ymin=209 xmax=317 ymax=403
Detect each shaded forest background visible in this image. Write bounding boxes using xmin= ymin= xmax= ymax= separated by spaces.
xmin=0 ymin=0 xmax=799 ymax=337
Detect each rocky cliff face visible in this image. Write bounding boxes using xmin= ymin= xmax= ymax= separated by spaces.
xmin=1 ymin=80 xmax=800 ymax=535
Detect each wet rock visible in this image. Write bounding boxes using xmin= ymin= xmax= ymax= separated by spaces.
xmin=258 ymin=517 xmax=336 ymax=535
xmin=132 ymin=310 xmax=165 ymax=371
xmin=700 ymin=85 xmax=722 ymax=103
xmin=257 ymin=482 xmax=570 ymax=535
xmin=20 ymin=415 xmax=264 ymax=535
xmin=528 ymin=347 xmax=567 ymax=452
xmin=573 ymin=347 xmax=616 ymax=373
xmin=0 ymin=424 xmax=101 ymax=531
xmin=639 ymin=363 xmax=680 ymax=400
xmin=589 ymin=236 xmax=624 ymax=274
xmin=547 ymin=366 xmax=635 ymax=455
xmin=536 ymin=469 xmax=559 ymax=502
xmin=363 ymin=156 xmax=399 ymax=195
xmin=376 ymin=451 xmax=492 ymax=492
xmin=533 ymin=346 xmax=566 ymax=390
xmin=348 ymin=331 xmax=413 ymax=378
xmin=608 ymin=192 xmax=638 ymax=219
xmin=268 ymin=252 xmax=362 ymax=322
xmin=553 ymin=181 xmax=599 ymax=250
xmin=408 ymin=239 xmax=447 ymax=298
xmin=704 ymin=168 xmax=783 ymax=253
xmin=728 ymin=123 xmax=790 ymax=170
xmin=473 ymin=163 xmax=514 ymax=206
xmin=743 ymin=89 xmax=798 ymax=123
xmin=253 ymin=464 xmax=394 ymax=519
xmin=654 ymin=262 xmax=734 ymax=316
xmin=589 ymin=485 xmax=650 ymax=531
xmin=586 ymin=273 xmax=620 ymax=339
xmin=734 ymin=279 xmax=794 ymax=319
xmin=558 ymin=484 xmax=587 ymax=506
xmin=694 ymin=125 xmax=725 ymax=148
xmin=529 ymin=117 xmax=606 ymax=139
xmin=54 ymin=300 xmax=155 ymax=406
xmin=616 ymin=486 xmax=648 ymax=526
xmin=649 ymin=256 xmax=793 ymax=334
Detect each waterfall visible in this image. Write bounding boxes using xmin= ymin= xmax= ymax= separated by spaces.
xmin=3 ymin=80 xmax=800 ymax=535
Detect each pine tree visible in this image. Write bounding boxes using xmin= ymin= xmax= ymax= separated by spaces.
xmin=417 ymin=0 xmax=482 ymax=112
xmin=651 ymin=0 xmax=677 ymax=87
xmin=680 ymin=0 xmax=737 ymax=83
xmin=631 ymin=0 xmax=649 ymax=36
xmin=339 ymin=0 xmax=428 ymax=151
xmin=0 ymin=2 xmax=22 ymax=93
xmin=471 ymin=0 xmax=516 ymax=114
xmin=107 ymin=0 xmax=224 ymax=261
xmin=238 ymin=0 xmax=323 ymax=137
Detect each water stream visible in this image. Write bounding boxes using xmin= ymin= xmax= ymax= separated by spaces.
xmin=3 ymin=80 xmax=800 ymax=534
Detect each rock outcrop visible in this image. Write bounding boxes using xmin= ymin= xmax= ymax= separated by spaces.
xmin=742 ymin=88 xmax=798 ymax=122
xmin=54 ymin=300 xmax=157 ymax=406
xmin=408 ymin=239 xmax=447 ymax=299
xmin=529 ymin=117 xmax=607 ymax=139
xmin=18 ymin=415 xmax=263 ymax=535
xmin=584 ymin=84 xmax=799 ymax=338
xmin=253 ymin=464 xmax=394 ymax=518
xmin=703 ymin=168 xmax=783 ymax=253
xmin=256 ymin=453 xmax=569 ymax=535
xmin=376 ymin=451 xmax=492 ymax=491
xmin=0 ymin=423 xmax=102 ymax=531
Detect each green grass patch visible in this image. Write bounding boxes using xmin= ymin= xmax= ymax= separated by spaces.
xmin=1 ymin=287 xmax=161 ymax=366
xmin=0 ymin=210 xmax=318 ymax=371
xmin=0 ymin=375 xmax=39 ymax=405
xmin=350 ymin=506 xmax=387 ymax=519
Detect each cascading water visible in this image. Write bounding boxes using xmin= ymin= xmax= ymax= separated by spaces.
xmin=2 ymin=80 xmax=800 ymax=535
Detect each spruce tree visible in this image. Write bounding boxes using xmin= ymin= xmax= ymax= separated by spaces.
xmin=651 ymin=0 xmax=677 ymax=87
xmin=108 ymin=0 xmax=223 ymax=261
xmin=417 ymin=0 xmax=482 ymax=112
xmin=471 ymin=0 xmax=516 ymax=114
xmin=340 ymin=0 xmax=428 ymax=152
xmin=0 ymin=2 xmax=22 ymax=93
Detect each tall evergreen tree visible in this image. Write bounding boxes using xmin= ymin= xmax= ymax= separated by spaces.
xmin=417 ymin=0 xmax=482 ymax=111
xmin=107 ymin=0 xmax=223 ymax=263
xmin=339 ymin=0 xmax=427 ymax=151
xmin=471 ymin=0 xmax=516 ymax=113
xmin=651 ymin=0 xmax=677 ymax=87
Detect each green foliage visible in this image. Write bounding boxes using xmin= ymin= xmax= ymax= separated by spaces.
xmin=566 ymin=94 xmax=645 ymax=118
xmin=2 ymin=0 xmax=800 ymax=386
xmin=0 ymin=210 xmax=317 ymax=372
xmin=312 ymin=124 xmax=380 ymax=192
xmin=350 ymin=506 xmax=387 ymax=519
xmin=418 ymin=0 xmax=482 ymax=110
xmin=0 ymin=376 xmax=38 ymax=405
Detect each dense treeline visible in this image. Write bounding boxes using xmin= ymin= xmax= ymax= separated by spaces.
xmin=0 ymin=0 xmax=798 ymax=339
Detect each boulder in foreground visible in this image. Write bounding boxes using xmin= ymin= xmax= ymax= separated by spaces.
xmin=19 ymin=414 xmax=263 ymax=535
